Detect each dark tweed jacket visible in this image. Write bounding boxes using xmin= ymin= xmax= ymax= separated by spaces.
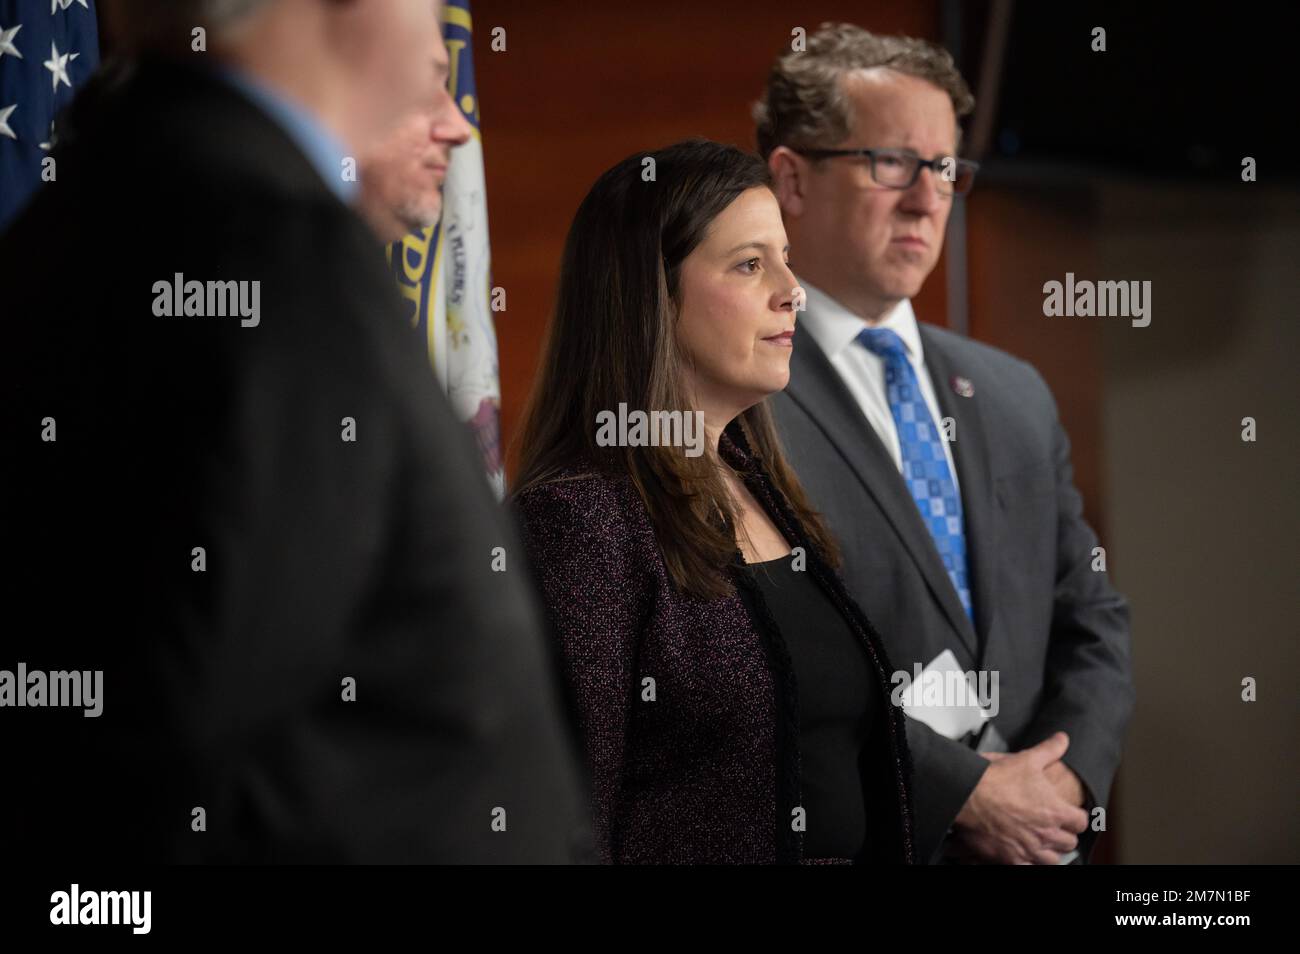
xmin=514 ymin=420 xmax=916 ymax=864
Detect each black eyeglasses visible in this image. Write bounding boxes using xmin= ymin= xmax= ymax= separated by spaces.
xmin=797 ymin=147 xmax=979 ymax=196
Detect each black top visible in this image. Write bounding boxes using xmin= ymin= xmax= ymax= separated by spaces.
xmin=744 ymin=555 xmax=880 ymax=860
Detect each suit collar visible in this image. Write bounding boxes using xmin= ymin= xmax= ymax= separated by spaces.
xmin=81 ymin=57 xmax=345 ymax=207
xmin=720 ymin=418 xmax=759 ymax=473
xmin=796 ymin=281 xmax=924 ymax=363
xmin=783 ymin=319 xmax=984 ymax=658
xmin=214 ymin=65 xmax=359 ymax=205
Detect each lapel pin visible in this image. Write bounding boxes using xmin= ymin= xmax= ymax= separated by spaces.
xmin=951 ymin=375 xmax=975 ymax=398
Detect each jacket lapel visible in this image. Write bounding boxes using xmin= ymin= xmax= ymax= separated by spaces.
xmin=916 ymin=324 xmax=997 ymax=655
xmin=783 ymin=323 xmax=979 ymax=658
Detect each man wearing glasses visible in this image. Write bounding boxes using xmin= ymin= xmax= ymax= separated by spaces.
xmin=756 ymin=23 xmax=1133 ymax=865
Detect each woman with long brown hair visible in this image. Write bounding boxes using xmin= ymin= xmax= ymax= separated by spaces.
xmin=512 ymin=139 xmax=914 ymax=864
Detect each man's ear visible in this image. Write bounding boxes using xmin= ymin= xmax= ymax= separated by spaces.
xmin=767 ymin=146 xmax=807 ymax=218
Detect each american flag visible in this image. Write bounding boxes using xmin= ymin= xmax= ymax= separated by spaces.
xmin=0 ymin=0 xmax=99 ymax=231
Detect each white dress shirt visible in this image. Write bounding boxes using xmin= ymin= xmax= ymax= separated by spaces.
xmin=795 ymin=280 xmax=961 ymax=494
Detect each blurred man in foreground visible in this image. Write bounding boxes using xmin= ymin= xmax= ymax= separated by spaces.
xmin=1 ymin=0 xmax=589 ymax=863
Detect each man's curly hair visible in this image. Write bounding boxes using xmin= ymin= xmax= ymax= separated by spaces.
xmin=753 ymin=22 xmax=975 ymax=159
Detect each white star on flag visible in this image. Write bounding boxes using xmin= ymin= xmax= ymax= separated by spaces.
xmin=0 ymin=24 xmax=22 ymax=61
xmin=0 ymin=103 xmax=17 ymax=141
xmin=52 ymin=0 xmax=90 ymax=13
xmin=43 ymin=41 xmax=78 ymax=92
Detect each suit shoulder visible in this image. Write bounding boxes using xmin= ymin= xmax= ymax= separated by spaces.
xmin=513 ymin=465 xmax=663 ymax=565
xmin=514 ymin=467 xmax=642 ymax=531
xmin=511 ymin=467 xmax=668 ymax=621
xmin=921 ymin=323 xmax=1055 ymax=405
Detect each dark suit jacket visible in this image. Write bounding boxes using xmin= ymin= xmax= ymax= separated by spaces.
xmin=513 ymin=423 xmax=915 ymax=864
xmin=770 ymin=319 xmax=1134 ymax=864
xmin=0 ymin=58 xmax=589 ymax=863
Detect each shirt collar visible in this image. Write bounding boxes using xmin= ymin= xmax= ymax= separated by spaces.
xmin=796 ymin=278 xmax=926 ymax=364
xmin=215 ymin=66 xmax=358 ymax=205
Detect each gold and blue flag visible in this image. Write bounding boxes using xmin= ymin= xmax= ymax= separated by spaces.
xmin=387 ymin=0 xmax=503 ymax=497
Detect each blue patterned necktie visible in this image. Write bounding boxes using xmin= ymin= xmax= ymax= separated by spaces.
xmin=857 ymin=327 xmax=974 ymax=621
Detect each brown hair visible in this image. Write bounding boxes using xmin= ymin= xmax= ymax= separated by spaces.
xmin=753 ymin=22 xmax=975 ymax=159
xmin=512 ymin=138 xmax=840 ymax=599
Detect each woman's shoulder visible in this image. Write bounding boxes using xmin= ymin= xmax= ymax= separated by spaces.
xmin=512 ymin=463 xmax=651 ymax=546
xmin=515 ymin=463 xmax=631 ymax=510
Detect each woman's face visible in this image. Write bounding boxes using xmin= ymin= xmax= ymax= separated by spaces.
xmin=675 ymin=187 xmax=799 ymax=421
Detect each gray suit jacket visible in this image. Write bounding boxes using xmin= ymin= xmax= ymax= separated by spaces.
xmin=770 ymin=318 xmax=1133 ymax=863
